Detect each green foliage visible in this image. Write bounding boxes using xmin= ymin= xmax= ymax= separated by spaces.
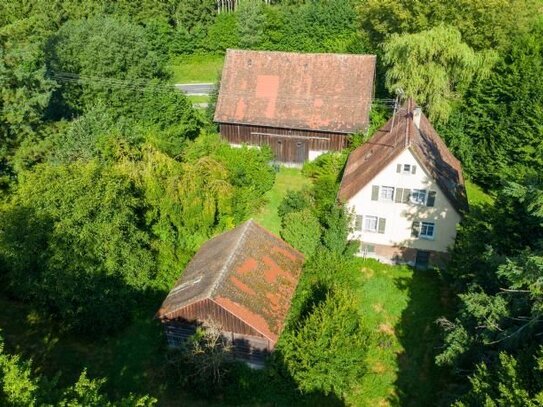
xmin=264 ymin=0 xmax=360 ymax=53
xmin=0 ymin=162 xmax=155 ymax=333
xmin=0 ymin=336 xmax=38 ymax=406
xmin=59 ymin=369 xmax=156 ymax=406
xmin=280 ymin=208 xmax=321 ymax=257
xmin=0 ymin=16 xmax=55 ymax=182
xmin=238 ymin=0 xmax=266 ymax=49
xmin=199 ymin=13 xmax=239 ymax=53
xmin=280 ymin=290 xmax=368 ymax=396
xmin=439 ymin=177 xmax=543 ymax=402
xmin=320 ymin=205 xmax=356 ymax=255
xmin=359 ymin=0 xmax=540 ymax=51
xmin=454 ymin=352 xmax=543 ymax=407
xmin=442 ymin=28 xmax=543 ymax=187
xmin=383 ymin=25 xmax=496 ymax=123
xmin=277 ymin=190 xmax=312 ymax=219
xmin=47 ymin=16 xmax=167 ymax=116
xmin=0 ymin=335 xmax=154 ymax=406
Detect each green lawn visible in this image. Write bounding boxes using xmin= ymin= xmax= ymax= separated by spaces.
xmin=350 ymin=260 xmax=449 ymax=406
xmin=466 ymin=179 xmax=494 ymax=206
xmin=168 ymin=54 xmax=225 ymax=84
xmin=252 ymin=167 xmax=311 ymax=235
xmin=188 ymin=95 xmax=210 ymax=104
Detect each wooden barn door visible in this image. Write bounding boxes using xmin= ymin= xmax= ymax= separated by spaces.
xmin=295 ymin=140 xmax=308 ymax=163
xmin=272 ymin=138 xmax=285 ymax=162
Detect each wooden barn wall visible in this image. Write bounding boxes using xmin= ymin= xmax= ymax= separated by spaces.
xmin=164 ymin=299 xmax=264 ymax=338
xmin=219 ymin=123 xmax=348 ymax=163
xmin=163 ymin=321 xmax=272 ymax=366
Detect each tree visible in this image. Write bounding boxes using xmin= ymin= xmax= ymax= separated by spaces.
xmin=442 ymin=28 xmax=543 ymax=187
xmin=437 ymin=178 xmax=543 ymax=402
xmin=0 ymin=17 xmax=55 ymax=184
xmin=0 ymin=336 xmax=38 ymax=407
xmin=0 ymin=161 xmax=156 ymax=333
xmin=281 ymin=209 xmax=321 ymax=257
xmin=358 ymin=0 xmax=540 ymax=52
xmin=383 ymin=25 xmax=495 ymax=123
xmin=454 ymin=352 xmax=543 ymax=407
xmin=47 ymin=16 xmax=167 ymax=117
xmin=238 ymin=0 xmax=266 ymax=49
xmin=279 ymin=290 xmax=368 ymax=396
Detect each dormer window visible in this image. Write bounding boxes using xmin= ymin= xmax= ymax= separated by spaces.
xmin=397 ymin=164 xmax=417 ymax=174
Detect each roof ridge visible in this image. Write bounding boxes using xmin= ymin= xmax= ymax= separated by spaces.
xmin=207 ymin=220 xmax=253 ymax=298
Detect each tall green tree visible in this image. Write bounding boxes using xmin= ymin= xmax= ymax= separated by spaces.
xmin=47 ymin=16 xmax=167 ymax=117
xmin=383 ymin=25 xmax=495 ymax=123
xmin=442 ymin=28 xmax=543 ymax=187
xmin=0 ymin=17 xmax=54 ymax=183
xmin=279 ymin=290 xmax=368 ymax=396
xmin=238 ymin=0 xmax=266 ymax=49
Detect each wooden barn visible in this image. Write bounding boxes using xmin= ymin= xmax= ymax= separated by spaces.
xmin=214 ymin=49 xmax=376 ymax=164
xmin=156 ymin=220 xmax=304 ymax=367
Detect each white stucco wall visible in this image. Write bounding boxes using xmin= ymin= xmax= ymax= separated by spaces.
xmin=346 ymin=148 xmax=462 ymax=253
xmin=308 ymin=150 xmax=327 ymax=161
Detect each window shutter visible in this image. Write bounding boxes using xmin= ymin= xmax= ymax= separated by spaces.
xmin=395 ymin=188 xmax=403 ymax=203
xmin=411 ymin=221 xmax=420 ymax=237
xmin=411 ymin=165 xmax=417 ymax=174
xmin=403 ymin=188 xmax=411 ymax=203
xmin=371 ymin=185 xmax=379 ymax=201
xmin=396 ymin=164 xmax=401 ymax=173
xmin=378 ymin=218 xmax=386 ymax=234
xmin=427 ymin=191 xmax=436 ymax=207
xmin=355 ymin=215 xmax=363 ymax=231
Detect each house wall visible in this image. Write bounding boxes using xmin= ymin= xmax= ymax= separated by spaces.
xmin=219 ymin=123 xmax=347 ymax=163
xmin=346 ymin=148 xmax=462 ymax=262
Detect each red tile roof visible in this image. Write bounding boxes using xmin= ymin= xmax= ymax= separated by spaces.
xmin=338 ymin=99 xmax=468 ymax=213
xmin=214 ymin=49 xmax=376 ymax=133
xmin=157 ymin=220 xmax=304 ymax=344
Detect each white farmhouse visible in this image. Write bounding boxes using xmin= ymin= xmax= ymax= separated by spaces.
xmin=338 ymin=100 xmax=468 ymax=268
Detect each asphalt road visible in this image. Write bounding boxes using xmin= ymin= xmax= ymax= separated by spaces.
xmin=174 ymin=83 xmax=215 ymax=95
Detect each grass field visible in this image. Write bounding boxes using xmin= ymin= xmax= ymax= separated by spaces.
xmin=188 ymin=95 xmax=210 ymax=104
xmin=168 ymin=54 xmax=224 ymax=84
xmin=352 ymin=260 xmax=449 ymax=406
xmin=465 ymin=179 xmax=494 ymax=206
xmin=252 ymin=167 xmax=311 ymax=234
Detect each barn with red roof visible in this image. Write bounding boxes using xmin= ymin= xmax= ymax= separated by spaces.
xmin=157 ymin=220 xmax=304 ymax=366
xmin=214 ymin=49 xmax=376 ymax=164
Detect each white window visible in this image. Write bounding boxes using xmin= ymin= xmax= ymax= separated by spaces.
xmin=364 ymin=216 xmax=378 ymax=232
xmin=380 ymin=186 xmax=394 ymax=201
xmin=396 ymin=164 xmax=417 ymax=174
xmin=420 ymin=222 xmax=435 ymax=239
xmin=410 ymin=189 xmax=427 ymax=205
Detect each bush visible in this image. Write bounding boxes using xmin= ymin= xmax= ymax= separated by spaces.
xmin=279 ymin=289 xmax=368 ymax=397
xmin=280 ymin=209 xmax=321 ymax=257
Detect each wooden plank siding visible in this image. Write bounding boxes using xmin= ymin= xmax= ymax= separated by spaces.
xmin=163 ymin=298 xmax=265 ymax=338
xmin=219 ymin=123 xmax=348 ymax=163
xmin=163 ymin=321 xmax=271 ymax=366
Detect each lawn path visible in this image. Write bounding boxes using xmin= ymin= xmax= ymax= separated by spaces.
xmin=252 ymin=167 xmax=310 ymax=235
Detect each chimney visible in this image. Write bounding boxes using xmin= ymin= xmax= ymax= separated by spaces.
xmin=413 ymin=107 xmax=422 ymax=129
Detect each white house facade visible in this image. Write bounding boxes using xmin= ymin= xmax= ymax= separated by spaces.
xmin=338 ymin=100 xmax=468 ymax=268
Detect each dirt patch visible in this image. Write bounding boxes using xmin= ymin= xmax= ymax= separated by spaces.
xmin=371 ymin=361 xmax=388 ymax=374
xmin=378 ymin=323 xmax=395 ymax=336
xmin=360 ymin=267 xmax=374 ymax=278
xmin=372 ymin=303 xmax=384 ymax=313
